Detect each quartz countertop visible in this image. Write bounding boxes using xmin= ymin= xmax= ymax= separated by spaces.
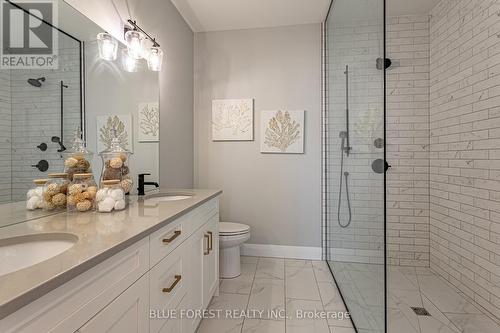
xmin=0 ymin=188 xmax=222 ymax=320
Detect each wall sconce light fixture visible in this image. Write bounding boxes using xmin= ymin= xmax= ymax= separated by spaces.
xmin=121 ymin=48 xmax=138 ymax=72
xmin=97 ymin=32 xmax=118 ymax=61
xmin=147 ymin=46 xmax=163 ymax=72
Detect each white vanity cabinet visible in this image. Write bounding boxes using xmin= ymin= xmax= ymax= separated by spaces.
xmin=0 ymin=197 xmax=220 ymax=333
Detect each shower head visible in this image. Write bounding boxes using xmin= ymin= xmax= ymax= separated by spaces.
xmin=27 ymin=77 xmax=45 ymax=87
xmin=51 ymin=136 xmax=66 ymax=152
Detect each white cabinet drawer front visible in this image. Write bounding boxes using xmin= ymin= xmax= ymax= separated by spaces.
xmin=149 ymin=216 xmax=187 ymax=267
xmin=189 ymin=198 xmax=218 ymax=234
xmin=0 ymin=239 xmax=149 ymax=333
xmin=155 ymin=294 xmax=190 ymax=333
xmin=77 ymin=273 xmax=149 ymax=333
xmin=150 ymin=242 xmax=187 ymax=333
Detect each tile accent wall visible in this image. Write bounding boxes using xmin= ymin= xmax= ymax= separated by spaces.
xmin=429 ymin=0 xmax=500 ymax=320
xmin=0 ymin=69 xmax=12 ymax=202
xmin=386 ymin=15 xmax=430 ymax=267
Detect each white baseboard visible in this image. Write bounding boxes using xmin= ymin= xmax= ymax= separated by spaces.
xmin=241 ymin=243 xmax=322 ymax=260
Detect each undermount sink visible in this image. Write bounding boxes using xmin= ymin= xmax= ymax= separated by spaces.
xmin=0 ymin=233 xmax=78 ymax=276
xmin=145 ymin=193 xmax=193 ymax=202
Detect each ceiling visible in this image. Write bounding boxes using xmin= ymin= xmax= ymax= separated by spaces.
xmin=171 ymin=0 xmax=331 ymax=32
xmin=171 ymin=0 xmax=441 ymax=33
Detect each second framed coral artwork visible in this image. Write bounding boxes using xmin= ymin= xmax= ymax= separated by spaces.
xmin=260 ymin=110 xmax=305 ymax=154
xmin=138 ymin=102 xmax=159 ymax=142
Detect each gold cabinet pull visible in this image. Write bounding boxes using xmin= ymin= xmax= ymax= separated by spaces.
xmin=207 ymin=231 xmax=213 ymax=252
xmin=162 ymin=275 xmax=182 ymax=293
xmin=162 ymin=230 xmax=181 ymax=244
xmin=204 ymin=234 xmax=210 ymax=255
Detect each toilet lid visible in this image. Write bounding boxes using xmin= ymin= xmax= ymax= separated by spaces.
xmin=219 ymin=222 xmax=250 ymax=235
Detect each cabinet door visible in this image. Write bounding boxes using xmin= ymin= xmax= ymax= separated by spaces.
xmin=186 ymin=227 xmax=207 ymax=332
xmin=203 ymin=214 xmax=219 ymax=308
xmin=77 ymin=273 xmax=149 ymax=333
xmin=157 ymin=294 xmax=190 ymax=333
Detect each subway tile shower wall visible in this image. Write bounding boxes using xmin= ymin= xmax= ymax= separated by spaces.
xmin=2 ymin=34 xmax=81 ymax=203
xmin=0 ymin=70 xmax=12 ymax=202
xmin=326 ymin=17 xmax=385 ymax=264
xmin=429 ymin=0 xmax=500 ymax=321
xmin=386 ymin=15 xmax=431 ymax=267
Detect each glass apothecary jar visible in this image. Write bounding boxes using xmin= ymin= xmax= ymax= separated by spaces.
xmin=96 ymin=180 xmax=126 ymax=213
xmin=26 ymin=179 xmax=48 ymax=210
xmin=99 ymin=137 xmax=133 ymax=196
xmin=42 ymin=173 xmax=69 ymax=211
xmin=67 ymin=173 xmax=97 ymax=213
xmin=64 ymin=129 xmax=93 ymax=181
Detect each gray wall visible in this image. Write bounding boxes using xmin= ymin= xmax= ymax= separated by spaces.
xmin=66 ymin=0 xmax=194 ymax=187
xmin=194 ymin=24 xmax=322 ymax=247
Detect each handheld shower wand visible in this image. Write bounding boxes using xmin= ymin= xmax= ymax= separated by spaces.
xmin=337 ymin=132 xmax=352 ymax=228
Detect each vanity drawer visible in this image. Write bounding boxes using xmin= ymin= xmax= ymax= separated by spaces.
xmin=0 ymin=238 xmax=149 ymax=333
xmin=189 ymin=198 xmax=219 ymax=233
xmin=149 ymin=215 xmax=188 ymax=267
xmin=149 ymin=241 xmax=188 ymax=333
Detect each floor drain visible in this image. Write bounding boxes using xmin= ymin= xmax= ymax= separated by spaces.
xmin=411 ymin=307 xmax=431 ymax=316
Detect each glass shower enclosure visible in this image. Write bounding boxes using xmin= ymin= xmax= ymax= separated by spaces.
xmin=324 ymin=0 xmax=386 ymax=332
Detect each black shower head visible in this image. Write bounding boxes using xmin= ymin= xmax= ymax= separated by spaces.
xmin=27 ymin=77 xmax=45 ymax=87
xmin=51 ymin=136 xmax=66 ymax=152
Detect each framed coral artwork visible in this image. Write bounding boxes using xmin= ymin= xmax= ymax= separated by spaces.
xmin=260 ymin=110 xmax=305 ymax=154
xmin=138 ymin=102 xmax=159 ymax=142
xmin=97 ymin=114 xmax=133 ymax=152
xmin=212 ymin=99 xmax=254 ymax=141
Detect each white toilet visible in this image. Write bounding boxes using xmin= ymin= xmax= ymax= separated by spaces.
xmin=219 ymin=222 xmax=251 ymax=279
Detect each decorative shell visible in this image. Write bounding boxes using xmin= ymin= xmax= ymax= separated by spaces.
xmin=67 ymin=195 xmax=76 ymax=206
xmin=109 ymin=188 xmax=124 ymax=201
xmin=119 ymin=153 xmax=127 ymax=162
xmin=26 ymin=196 xmax=41 ymax=210
xmin=102 ymin=167 xmax=122 ymax=181
xmin=109 ymin=157 xmax=123 ymax=169
xmin=114 ymin=199 xmax=126 ymax=211
xmin=64 ymin=157 xmax=78 ymax=168
xmin=52 ymin=193 xmax=67 ymax=206
xmin=68 ymin=184 xmax=83 ymax=196
xmin=76 ymin=200 xmax=92 ymax=212
xmin=96 ymin=188 xmax=108 ymax=202
xmin=76 ymin=159 xmax=90 ymax=170
xmin=74 ymin=192 xmax=87 ymax=203
xmin=98 ymin=197 xmax=115 ymax=213
xmin=121 ymin=178 xmax=133 ymax=193
xmin=46 ymin=183 xmax=60 ymax=196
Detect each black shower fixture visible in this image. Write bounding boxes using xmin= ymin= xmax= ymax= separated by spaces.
xmin=32 ymin=160 xmax=49 ymax=172
xmin=51 ymin=136 xmax=66 ymax=152
xmin=37 ymin=143 xmax=47 ymax=151
xmin=376 ymin=57 xmax=392 ymax=70
xmin=27 ymin=77 xmax=45 ymax=87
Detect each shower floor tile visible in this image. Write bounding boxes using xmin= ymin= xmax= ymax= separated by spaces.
xmin=388 ymin=265 xmax=500 ymax=333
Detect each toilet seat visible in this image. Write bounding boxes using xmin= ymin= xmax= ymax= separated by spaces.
xmin=219 ymin=222 xmax=250 ymax=236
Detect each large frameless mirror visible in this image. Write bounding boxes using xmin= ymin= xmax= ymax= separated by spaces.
xmin=0 ymin=0 xmax=159 ymax=228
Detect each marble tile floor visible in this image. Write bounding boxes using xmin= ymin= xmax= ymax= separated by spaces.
xmin=387 ymin=265 xmax=500 ymax=333
xmin=196 ymin=256 xmax=355 ymax=333
xmin=196 ymin=258 xmax=500 ymax=333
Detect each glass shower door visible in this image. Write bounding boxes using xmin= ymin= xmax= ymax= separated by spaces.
xmin=325 ymin=0 xmax=386 ymax=332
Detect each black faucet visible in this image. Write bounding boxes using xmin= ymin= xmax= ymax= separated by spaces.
xmin=137 ymin=173 xmax=159 ymax=196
